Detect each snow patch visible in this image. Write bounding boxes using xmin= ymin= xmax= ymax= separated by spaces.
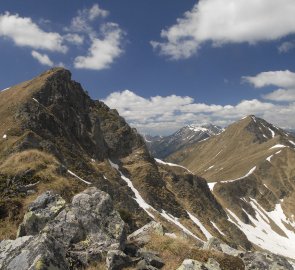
xmin=1 ymin=87 xmax=10 ymax=92
xmin=268 ymin=127 xmax=275 ymax=138
xmin=208 ymin=182 xmax=217 ymax=191
xmin=270 ymin=144 xmax=287 ymax=149
xmin=223 ymin=166 xmax=256 ymax=183
xmin=266 ymin=155 xmax=273 ymax=162
xmin=289 ymin=140 xmax=295 ymax=147
xmin=187 ymin=211 xmax=212 ymax=240
xmin=32 ymin=98 xmax=39 ymax=103
xmin=67 ymin=170 xmax=91 ymax=185
xmin=226 ymin=199 xmax=295 ymax=259
xmin=205 ymin=165 xmax=214 ymax=172
xmin=155 ymin=158 xmax=193 ymax=174
xmin=211 ymin=222 xmax=225 ymax=236
xmin=2 ymin=134 xmax=7 ymax=139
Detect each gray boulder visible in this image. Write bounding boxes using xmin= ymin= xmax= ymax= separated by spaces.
xmin=106 ymin=249 xmax=130 ymax=270
xmin=128 ymin=221 xmax=164 ymax=245
xmin=137 ymin=249 xmax=165 ymax=269
xmin=17 ymin=190 xmax=66 ymax=237
xmin=241 ymin=252 xmax=293 ymax=270
xmin=43 ymin=187 xmax=126 ymax=264
xmin=0 ymin=233 xmax=68 ymax=270
xmin=1 ymin=187 xmax=127 ymax=269
xmin=203 ymin=237 xmax=242 ymax=256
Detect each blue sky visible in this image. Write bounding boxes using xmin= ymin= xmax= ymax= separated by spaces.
xmin=1 ymin=0 xmax=295 ymax=134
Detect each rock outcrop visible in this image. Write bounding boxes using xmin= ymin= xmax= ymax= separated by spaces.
xmin=0 ymin=187 xmax=126 ymax=269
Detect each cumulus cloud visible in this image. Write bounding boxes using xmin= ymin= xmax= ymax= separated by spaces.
xmin=151 ymin=0 xmax=295 ymax=59
xmin=102 ymin=90 xmax=294 ymax=135
xmin=64 ymin=33 xmax=84 ymax=45
xmin=66 ymin=4 xmax=109 ymax=35
xmin=0 ymin=12 xmax=67 ymax=53
xmin=243 ymin=70 xmax=295 ymax=102
xmin=74 ymin=23 xmax=124 ymax=70
xmin=31 ymin=50 xmax=54 ymax=66
xmin=278 ymin=41 xmax=295 ymax=53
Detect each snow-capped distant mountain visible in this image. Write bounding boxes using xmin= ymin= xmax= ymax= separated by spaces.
xmin=145 ymin=124 xmax=223 ymax=159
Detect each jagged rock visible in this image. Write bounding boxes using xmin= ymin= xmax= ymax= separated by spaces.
xmin=106 ymin=250 xmax=130 ymax=270
xmin=128 ymin=221 xmax=164 ymax=245
xmin=0 ymin=233 xmax=68 ymax=270
xmin=240 ymin=252 xmax=293 ymax=270
xmin=177 ymin=258 xmax=221 ymax=270
xmin=1 ymin=187 xmax=127 ymax=268
xmin=43 ymin=187 xmax=126 ymax=264
xmin=137 ymin=249 xmax=165 ymax=269
xmin=17 ymin=190 xmax=66 ymax=237
xmin=203 ymin=237 xmax=243 ymax=256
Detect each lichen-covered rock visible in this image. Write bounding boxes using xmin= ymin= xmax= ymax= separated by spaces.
xmin=106 ymin=249 xmax=130 ymax=270
xmin=240 ymin=252 xmax=293 ymax=270
xmin=128 ymin=221 xmax=164 ymax=245
xmin=17 ymin=190 xmax=65 ymax=237
xmin=43 ymin=187 xmax=126 ymax=264
xmin=0 ymin=187 xmax=127 ymax=269
xmin=0 ymin=233 xmax=68 ymax=270
xmin=203 ymin=237 xmax=243 ymax=256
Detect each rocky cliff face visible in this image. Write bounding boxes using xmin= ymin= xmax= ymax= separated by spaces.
xmin=145 ymin=124 xmax=222 ymax=159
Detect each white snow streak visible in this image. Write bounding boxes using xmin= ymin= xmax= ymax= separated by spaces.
xmin=161 ymin=210 xmax=203 ymax=242
xmin=205 ymin=165 xmax=214 ymax=172
xmin=289 ymin=140 xmax=295 ymax=147
xmin=268 ymin=127 xmax=275 ymax=138
xmin=270 ymin=144 xmax=287 ymax=149
xmin=2 ymin=134 xmax=7 ymax=139
xmin=223 ymin=166 xmax=256 ymax=183
xmin=1 ymin=87 xmax=10 ymax=92
xmin=187 ymin=211 xmax=212 ymax=240
xmin=211 ymin=221 xmax=225 ymax=236
xmin=155 ymin=158 xmax=193 ymax=174
xmin=108 ymin=159 xmax=155 ymax=219
xmin=32 ymin=98 xmax=39 ymax=103
xmin=208 ymin=182 xmax=217 ymax=191
xmin=67 ymin=170 xmax=91 ymax=185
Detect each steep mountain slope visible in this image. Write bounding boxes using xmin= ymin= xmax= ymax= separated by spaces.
xmin=146 ymin=124 xmax=222 ymax=159
xmin=168 ymin=115 xmax=295 ymax=258
xmin=0 ymin=68 xmax=251 ymax=253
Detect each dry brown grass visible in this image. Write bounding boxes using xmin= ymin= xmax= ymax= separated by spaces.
xmin=146 ymin=233 xmax=244 ymax=270
xmin=0 ymin=149 xmax=59 ymax=177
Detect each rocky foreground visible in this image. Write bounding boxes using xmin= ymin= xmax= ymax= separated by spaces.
xmin=1 ymin=187 xmax=293 ymax=270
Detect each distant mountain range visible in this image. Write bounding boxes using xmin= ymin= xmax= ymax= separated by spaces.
xmin=144 ymin=124 xmax=223 ymax=159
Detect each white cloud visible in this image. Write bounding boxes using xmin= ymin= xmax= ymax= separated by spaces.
xmin=102 ymin=90 xmax=294 ymax=135
xmin=243 ymin=70 xmax=295 ymax=102
xmin=152 ymin=0 xmax=295 ymax=59
xmin=89 ymin=4 xmax=109 ymax=20
xmin=74 ymin=23 xmax=124 ymax=70
xmin=0 ymin=12 xmax=67 ymax=53
xmin=66 ymin=4 xmax=109 ymax=35
xmin=31 ymin=50 xmax=54 ymax=66
xmin=64 ymin=33 xmax=84 ymax=45
xmin=278 ymin=41 xmax=295 ymax=53
xmin=263 ymin=89 xmax=295 ymax=102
